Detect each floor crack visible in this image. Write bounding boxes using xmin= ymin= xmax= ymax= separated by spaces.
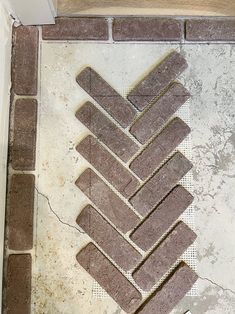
xmin=199 ymin=275 xmax=235 ymax=296
xmin=35 ymin=187 xmax=85 ymax=234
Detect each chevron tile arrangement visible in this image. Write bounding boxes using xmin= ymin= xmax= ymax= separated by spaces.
xmin=75 ymin=50 xmax=198 ymax=313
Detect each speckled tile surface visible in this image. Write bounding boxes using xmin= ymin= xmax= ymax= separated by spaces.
xmin=31 ymin=42 xmax=235 ymax=313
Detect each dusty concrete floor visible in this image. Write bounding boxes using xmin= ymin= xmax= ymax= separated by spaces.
xmin=32 ymin=42 xmax=235 ymax=313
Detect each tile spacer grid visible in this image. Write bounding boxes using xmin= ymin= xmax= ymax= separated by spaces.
xmin=92 ymin=86 xmax=198 ymax=298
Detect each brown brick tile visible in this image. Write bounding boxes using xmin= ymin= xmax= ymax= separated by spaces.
xmin=12 ymin=26 xmax=38 ymax=96
xmin=133 ymin=221 xmax=196 ymax=291
xmin=113 ymin=18 xmax=183 ymax=41
xmin=76 ymin=67 xmax=136 ymax=127
xmin=77 ymin=243 xmax=142 ymax=313
xmin=76 ymin=102 xmax=138 ymax=162
xmin=127 ymin=51 xmax=188 ymax=110
xmin=11 ymin=99 xmax=38 ymax=170
xmin=136 ymin=262 xmax=198 ymax=314
xmin=5 ymin=254 xmax=32 ymax=314
xmin=186 ymin=19 xmax=235 ymax=41
xmin=130 ymin=118 xmax=190 ymax=180
xmin=42 ymin=17 xmax=108 ymax=40
xmin=77 ymin=205 xmax=141 ymax=271
xmin=76 ymin=135 xmax=140 ymax=198
xmin=130 ymin=186 xmax=194 ymax=251
xmin=130 ymin=83 xmax=190 ymax=143
xmin=130 ymin=152 xmax=192 ymax=216
xmin=8 ymin=174 xmax=35 ymax=251
xmin=75 ymin=169 xmax=140 ymax=233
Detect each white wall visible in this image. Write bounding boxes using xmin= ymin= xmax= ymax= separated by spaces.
xmin=0 ymin=1 xmax=12 ymax=310
xmin=9 ymin=0 xmax=56 ymax=25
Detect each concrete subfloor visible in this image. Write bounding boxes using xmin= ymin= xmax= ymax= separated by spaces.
xmin=32 ymin=42 xmax=235 ymax=313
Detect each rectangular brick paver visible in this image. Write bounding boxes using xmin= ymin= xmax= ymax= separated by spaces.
xmin=76 ymin=169 xmax=140 ymax=233
xmin=76 ymin=135 xmax=140 ymax=198
xmin=186 ymin=19 xmax=235 ymax=41
xmin=42 ymin=17 xmax=108 ymax=40
xmin=130 ymin=83 xmax=190 ymax=143
xmin=77 ymin=205 xmax=141 ymax=271
xmin=5 ymin=254 xmax=32 ymax=314
xmin=127 ymin=51 xmax=188 ymax=110
xmin=133 ymin=221 xmax=196 ymax=291
xmin=8 ymin=174 xmax=35 ymax=251
xmin=11 ymin=99 xmax=38 ymax=170
xmin=113 ymin=18 xmax=183 ymax=41
xmin=76 ymin=102 xmax=139 ymax=162
xmin=130 ymin=185 xmax=194 ymax=251
xmin=76 ymin=67 xmax=136 ymax=127
xmin=77 ymin=243 xmax=142 ymax=313
xmin=130 ymin=152 xmax=192 ymax=216
xmin=12 ymin=26 xmax=38 ymax=96
xmin=136 ymin=262 xmax=198 ymax=314
xmin=130 ymin=117 xmax=190 ymax=180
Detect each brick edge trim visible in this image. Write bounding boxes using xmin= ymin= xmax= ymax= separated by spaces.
xmin=4 ymin=24 xmax=39 ymax=314
xmin=41 ymin=17 xmax=235 ymax=42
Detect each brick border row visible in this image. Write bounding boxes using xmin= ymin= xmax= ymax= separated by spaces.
xmin=4 ymin=25 xmax=39 ymax=313
xmin=4 ymin=15 xmax=229 ymax=313
xmin=42 ymin=17 xmax=235 ymax=42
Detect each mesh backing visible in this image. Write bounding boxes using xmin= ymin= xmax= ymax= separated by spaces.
xmin=91 ymin=88 xmax=198 ymax=299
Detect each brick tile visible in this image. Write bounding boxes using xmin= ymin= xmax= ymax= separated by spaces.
xmin=76 ymin=67 xmax=136 ymax=127
xmin=130 ymin=118 xmax=190 ymax=180
xmin=11 ymin=99 xmax=38 ymax=170
xmin=77 ymin=205 xmax=141 ymax=271
xmin=186 ymin=19 xmax=235 ymax=41
xmin=77 ymin=135 xmax=139 ymax=198
xmin=76 ymin=102 xmax=138 ymax=162
xmin=130 ymin=152 xmax=192 ymax=216
xmin=77 ymin=243 xmax=142 ymax=313
xmin=12 ymin=26 xmax=38 ymax=96
xmin=5 ymin=254 xmax=32 ymax=314
xmin=76 ymin=169 xmax=140 ymax=233
xmin=130 ymin=83 xmax=190 ymax=143
xmin=130 ymin=186 xmax=194 ymax=251
xmin=127 ymin=51 xmax=188 ymax=110
xmin=113 ymin=18 xmax=183 ymax=41
xmin=136 ymin=262 xmax=198 ymax=314
xmin=133 ymin=221 xmax=196 ymax=291
xmin=42 ymin=17 xmax=108 ymax=40
xmin=8 ymin=175 xmax=35 ymax=251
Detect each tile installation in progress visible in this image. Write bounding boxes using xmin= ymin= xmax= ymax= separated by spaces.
xmin=4 ymin=17 xmax=235 ymax=314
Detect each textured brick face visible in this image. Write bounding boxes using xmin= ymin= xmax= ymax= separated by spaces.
xmin=77 ymin=243 xmax=142 ymax=313
xmin=136 ymin=262 xmax=198 ymax=314
xmin=131 ymin=185 xmax=194 ymax=251
xmin=11 ymin=99 xmax=38 ymax=170
xmin=127 ymin=51 xmax=188 ymax=110
xmin=76 ymin=67 xmax=136 ymax=127
xmin=130 ymin=83 xmax=190 ymax=143
xmin=77 ymin=205 xmax=141 ymax=271
xmin=130 ymin=152 xmax=192 ymax=216
xmin=76 ymin=135 xmax=140 ymax=198
xmin=76 ymin=169 xmax=140 ymax=233
xmin=76 ymin=102 xmax=139 ymax=162
xmin=113 ymin=18 xmax=183 ymax=41
xmin=130 ymin=117 xmax=191 ymax=180
xmin=74 ymin=50 xmax=197 ymax=312
xmin=12 ymin=26 xmax=38 ymax=96
xmin=42 ymin=17 xmax=108 ymax=40
xmin=186 ymin=19 xmax=235 ymax=41
xmin=5 ymin=254 xmax=32 ymax=314
xmin=133 ymin=222 xmax=196 ymax=291
xmin=8 ymin=175 xmax=35 ymax=251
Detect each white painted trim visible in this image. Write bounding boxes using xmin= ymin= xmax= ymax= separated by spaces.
xmin=8 ymin=0 xmax=57 ymax=25
xmin=0 ymin=1 xmax=12 ymax=312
